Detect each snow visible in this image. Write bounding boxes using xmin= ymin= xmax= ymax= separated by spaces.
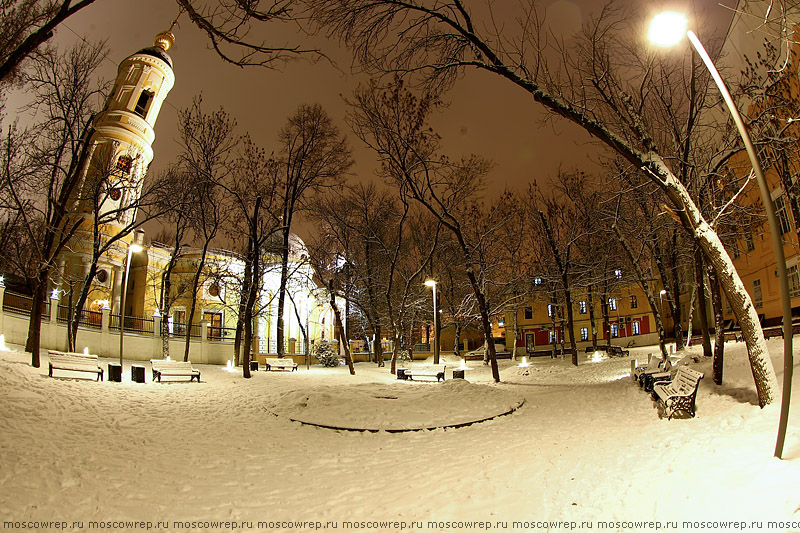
xmin=1 ymin=340 xmax=799 ymax=532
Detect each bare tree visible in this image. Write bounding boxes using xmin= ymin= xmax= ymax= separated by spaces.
xmin=176 ymin=96 xmax=235 ymax=362
xmin=0 ymin=0 xmax=101 ymax=84
xmin=0 ymin=41 xmax=106 ymax=367
xmin=274 ymin=103 xmax=352 ymax=358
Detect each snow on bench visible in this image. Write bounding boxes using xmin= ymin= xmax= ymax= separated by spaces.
xmin=631 ymin=354 xmax=671 ymax=387
xmin=48 ymin=351 xmax=103 ymax=381
xmin=150 ymin=360 xmax=200 ymax=382
xmin=403 ymin=364 xmax=447 ymax=382
xmin=264 ymin=358 xmax=298 ymax=372
xmin=652 ymin=367 xmax=704 ymax=420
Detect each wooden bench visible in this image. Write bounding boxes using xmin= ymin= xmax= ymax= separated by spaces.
xmin=631 ymin=354 xmax=662 ymax=383
xmin=150 ymin=359 xmax=200 ymax=382
xmin=264 ymin=358 xmax=298 ymax=371
xmin=48 ymin=351 xmax=103 ymax=381
xmin=632 ymin=355 xmax=671 ymax=389
xmin=607 ymin=345 xmax=630 ymax=357
xmin=652 ymin=367 xmax=704 ymax=419
xmin=403 ymin=364 xmax=446 ymax=382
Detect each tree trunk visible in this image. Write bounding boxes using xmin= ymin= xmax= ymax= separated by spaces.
xmin=611 ymin=223 xmax=668 ymax=359
xmin=183 ymin=241 xmax=212 ymax=362
xmin=708 ymin=264 xmax=725 ymax=386
xmin=694 ymin=246 xmax=713 ymax=358
xmin=275 ymin=226 xmax=291 ymax=358
xmin=588 ymin=284 xmax=597 ymax=350
xmin=329 ymin=280 xmax=355 ymax=375
xmin=25 ymin=273 xmax=48 ymax=367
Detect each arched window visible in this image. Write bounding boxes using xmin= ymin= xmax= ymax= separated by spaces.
xmin=116 ymin=155 xmax=132 ymax=174
xmin=134 ymin=90 xmax=153 ymax=118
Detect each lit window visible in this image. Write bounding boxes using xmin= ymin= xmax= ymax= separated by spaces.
xmin=547 ymin=304 xmax=555 ymax=317
xmin=632 ymin=321 xmax=640 ymax=335
xmin=579 ymin=301 xmax=587 ymax=314
xmin=549 ymin=330 xmax=557 ymax=344
xmin=498 ymin=318 xmax=505 ymax=328
xmin=753 ymin=279 xmax=762 ymax=308
xmin=611 ymin=324 xmax=619 ymax=338
xmin=116 ymin=155 xmax=132 ymax=174
xmin=608 ymin=298 xmax=617 ymax=311
xmin=580 ymin=327 xmax=588 ymax=341
xmin=614 ymin=269 xmax=623 ymax=279
xmin=789 ymin=265 xmax=800 ymax=298
xmin=630 ymin=295 xmax=638 ymax=309
xmin=774 ymin=196 xmax=792 ymax=235
xmin=534 ymin=277 xmax=543 ymax=286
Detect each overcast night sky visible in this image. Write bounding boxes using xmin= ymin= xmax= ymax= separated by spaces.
xmin=20 ymin=0 xmax=738 ymax=238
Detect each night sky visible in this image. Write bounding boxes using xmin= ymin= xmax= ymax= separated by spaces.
xmin=28 ymin=0 xmax=736 ymax=238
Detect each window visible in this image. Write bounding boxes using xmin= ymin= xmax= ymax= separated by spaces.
xmin=580 ymin=327 xmax=588 ymax=341
xmin=134 ymin=90 xmax=153 ymax=118
xmin=534 ymin=277 xmax=543 ymax=286
xmin=774 ymin=195 xmax=792 ymax=235
xmin=632 ymin=321 xmax=640 ymax=335
xmin=608 ymin=298 xmax=617 ymax=311
xmin=547 ymin=304 xmax=556 ymax=317
xmin=549 ymin=330 xmax=557 ymax=344
xmin=524 ymin=306 xmax=533 ymax=320
xmin=116 ymin=155 xmax=132 ymax=174
xmin=630 ymin=295 xmax=638 ymax=309
xmin=732 ymin=244 xmax=740 ymax=259
xmin=579 ymin=300 xmax=587 ymax=314
xmin=172 ymin=309 xmax=186 ymax=335
xmin=611 ymin=324 xmax=619 ymax=338
xmin=498 ymin=318 xmax=505 ymax=328
xmin=745 ymin=233 xmax=755 ymax=252
xmin=614 ymin=269 xmax=623 ymax=279
xmin=753 ymin=278 xmax=763 ymax=308
xmin=790 ymin=266 xmax=800 ymax=298
xmin=203 ymin=311 xmax=223 ymax=339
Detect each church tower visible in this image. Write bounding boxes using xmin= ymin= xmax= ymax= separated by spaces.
xmin=81 ymin=27 xmax=176 ymax=226
xmin=57 ymin=26 xmax=176 ymax=315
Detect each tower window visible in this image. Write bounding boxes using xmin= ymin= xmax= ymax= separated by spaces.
xmin=116 ymin=155 xmax=132 ymax=174
xmin=134 ymin=90 xmax=153 ymax=118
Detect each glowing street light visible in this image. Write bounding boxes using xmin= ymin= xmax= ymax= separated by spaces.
xmin=118 ymin=243 xmax=143 ymax=370
xmin=425 ymin=279 xmax=440 ymax=364
xmin=649 ymin=11 xmax=793 ymax=458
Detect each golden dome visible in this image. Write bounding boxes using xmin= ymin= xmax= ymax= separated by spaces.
xmin=154 ymin=30 xmax=175 ymax=51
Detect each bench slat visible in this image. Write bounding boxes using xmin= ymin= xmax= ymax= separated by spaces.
xmin=653 ymin=367 xmax=704 ymax=419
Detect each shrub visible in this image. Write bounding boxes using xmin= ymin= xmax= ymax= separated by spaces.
xmin=314 ymin=342 xmax=340 ymax=367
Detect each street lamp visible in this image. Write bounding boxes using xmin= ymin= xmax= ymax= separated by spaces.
xmin=118 ymin=243 xmax=143 ymax=369
xmin=649 ymin=11 xmax=793 ymax=458
xmin=425 ymin=279 xmax=440 ymax=364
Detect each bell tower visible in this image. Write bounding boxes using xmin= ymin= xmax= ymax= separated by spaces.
xmin=78 ymin=26 xmax=176 ymax=227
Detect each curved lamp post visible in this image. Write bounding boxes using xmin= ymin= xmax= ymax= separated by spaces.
xmin=425 ymin=279 xmax=440 ymax=364
xmin=119 ymin=243 xmax=143 ymax=368
xmin=649 ymin=12 xmax=793 ymax=458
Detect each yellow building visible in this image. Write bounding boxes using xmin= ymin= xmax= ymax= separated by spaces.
xmin=502 ymin=281 xmax=662 ymax=355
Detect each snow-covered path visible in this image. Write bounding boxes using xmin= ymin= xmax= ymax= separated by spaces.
xmin=0 ymin=340 xmax=798 ymax=532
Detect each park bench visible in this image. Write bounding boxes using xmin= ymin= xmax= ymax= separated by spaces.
xmin=403 ymin=364 xmax=447 ymax=382
xmin=264 ymin=358 xmax=298 ymax=371
xmin=652 ymin=367 xmax=704 ymax=419
xmin=607 ymin=345 xmax=630 ymax=357
xmin=48 ymin=351 xmax=103 ymax=381
xmin=631 ymin=353 xmax=662 ymax=383
xmin=150 ymin=359 xmax=200 ymax=382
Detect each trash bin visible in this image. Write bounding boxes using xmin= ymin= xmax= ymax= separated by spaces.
xmin=108 ymin=363 xmax=122 ymax=382
xmin=452 ymin=369 xmax=465 ymax=380
xmin=250 ymin=360 xmax=259 ymax=372
xmin=131 ymin=365 xmax=145 ymax=383
xmin=397 ymin=368 xmax=407 ymax=380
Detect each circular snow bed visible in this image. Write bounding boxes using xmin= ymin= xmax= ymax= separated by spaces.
xmin=267 ymin=380 xmax=525 ymax=432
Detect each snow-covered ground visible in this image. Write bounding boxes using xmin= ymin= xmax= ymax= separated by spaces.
xmin=0 ymin=339 xmax=799 ymax=533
